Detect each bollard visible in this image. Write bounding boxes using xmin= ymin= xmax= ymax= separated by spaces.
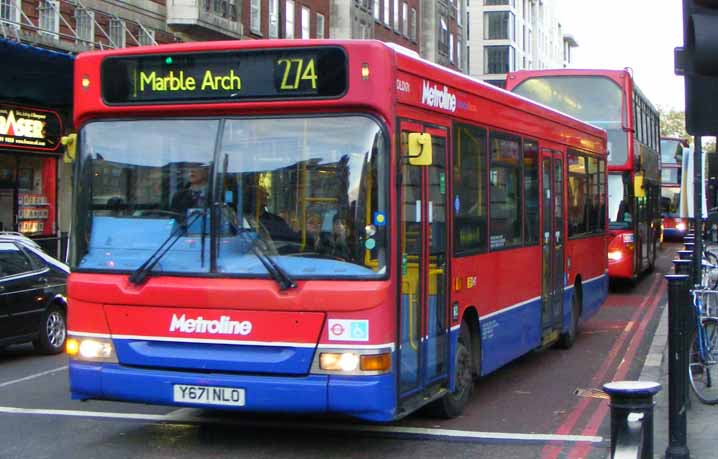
xmin=684 ymin=242 xmax=695 ymax=251
xmin=603 ymin=381 xmax=661 ymax=459
xmin=673 ymin=259 xmax=692 ymax=276
xmin=677 ymin=250 xmax=693 ymax=261
xmin=684 ymin=236 xmax=695 ymax=244
xmin=665 ymin=274 xmax=691 ymax=459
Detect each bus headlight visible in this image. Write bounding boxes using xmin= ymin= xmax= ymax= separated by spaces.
xmin=67 ymin=336 xmax=118 ymax=363
xmin=320 ymin=352 xmax=361 ymax=372
xmin=676 ymin=222 xmax=687 ymax=232
xmin=313 ymin=348 xmax=392 ymax=375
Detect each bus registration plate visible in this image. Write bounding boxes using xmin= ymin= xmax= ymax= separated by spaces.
xmin=173 ymin=384 xmax=245 ymax=406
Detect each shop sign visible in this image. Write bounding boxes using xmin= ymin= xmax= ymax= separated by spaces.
xmin=0 ymin=105 xmax=62 ymax=151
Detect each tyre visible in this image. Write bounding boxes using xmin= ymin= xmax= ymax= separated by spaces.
xmin=689 ymin=318 xmax=718 ymax=404
xmin=431 ymin=325 xmax=474 ymax=418
xmin=33 ymin=305 xmax=67 ymax=355
xmin=557 ymin=291 xmax=580 ymax=349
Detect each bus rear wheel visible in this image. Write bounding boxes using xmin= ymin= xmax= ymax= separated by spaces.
xmin=431 ymin=325 xmax=474 ymax=418
xmin=557 ymin=292 xmax=580 ymax=349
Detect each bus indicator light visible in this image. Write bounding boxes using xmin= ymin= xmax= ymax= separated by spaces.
xmin=360 ymin=353 xmax=391 ymax=372
xmin=361 ymin=63 xmax=370 ymax=80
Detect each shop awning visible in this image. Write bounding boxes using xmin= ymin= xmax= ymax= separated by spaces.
xmin=0 ymin=37 xmax=73 ymax=108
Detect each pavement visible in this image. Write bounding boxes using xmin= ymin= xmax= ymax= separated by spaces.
xmin=642 ymin=274 xmax=716 ymax=458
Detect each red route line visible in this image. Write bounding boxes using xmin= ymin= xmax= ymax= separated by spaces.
xmin=565 ymin=279 xmax=667 ymax=459
xmin=540 ymin=274 xmax=662 ymax=459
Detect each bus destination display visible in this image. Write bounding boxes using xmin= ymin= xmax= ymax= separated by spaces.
xmin=102 ymin=47 xmax=347 ymax=104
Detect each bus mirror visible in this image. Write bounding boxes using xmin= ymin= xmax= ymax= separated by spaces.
xmin=408 ymin=133 xmax=433 ymax=166
xmin=634 ymin=174 xmax=646 ymax=198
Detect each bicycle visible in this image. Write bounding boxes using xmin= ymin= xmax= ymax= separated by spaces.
xmin=688 ymin=289 xmax=718 ymax=404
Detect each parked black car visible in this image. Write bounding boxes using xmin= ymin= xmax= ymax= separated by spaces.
xmin=0 ymin=233 xmax=69 ymax=354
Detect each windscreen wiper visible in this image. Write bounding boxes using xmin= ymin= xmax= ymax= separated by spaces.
xmin=128 ymin=210 xmax=205 ymax=285
xmin=219 ymin=204 xmax=296 ymax=291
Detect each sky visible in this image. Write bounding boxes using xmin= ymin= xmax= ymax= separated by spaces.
xmin=557 ymin=0 xmax=685 ymax=111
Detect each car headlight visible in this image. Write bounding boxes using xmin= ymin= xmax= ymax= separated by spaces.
xmin=66 ymin=336 xmax=118 ymax=363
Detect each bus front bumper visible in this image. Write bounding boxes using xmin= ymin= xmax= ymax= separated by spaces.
xmin=69 ymin=361 xmax=396 ymax=422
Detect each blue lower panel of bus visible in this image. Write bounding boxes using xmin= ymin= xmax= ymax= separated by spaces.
xmin=663 ymin=228 xmax=686 ymax=239
xmin=112 ymin=339 xmax=314 ymax=375
xmin=564 ymin=273 xmax=608 ymax=327
xmin=479 ymin=297 xmax=542 ymax=376
xmin=69 ymin=362 xmax=396 ymax=422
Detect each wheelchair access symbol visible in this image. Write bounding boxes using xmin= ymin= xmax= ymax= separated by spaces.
xmin=327 ymin=319 xmax=369 ymax=341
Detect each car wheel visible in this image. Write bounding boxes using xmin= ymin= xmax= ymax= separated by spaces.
xmin=34 ymin=305 xmax=67 ymax=355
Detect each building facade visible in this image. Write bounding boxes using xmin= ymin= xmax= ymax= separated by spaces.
xmin=467 ymin=0 xmax=577 ymax=87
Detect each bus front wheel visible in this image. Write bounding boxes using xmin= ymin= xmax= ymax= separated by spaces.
xmin=431 ymin=325 xmax=474 ymax=418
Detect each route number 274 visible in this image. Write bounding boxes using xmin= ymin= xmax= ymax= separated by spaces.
xmin=278 ymin=58 xmax=318 ymax=90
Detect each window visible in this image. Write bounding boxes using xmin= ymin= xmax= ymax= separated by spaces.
xmin=485 ymin=0 xmax=513 ymax=5
xmin=490 ymin=133 xmax=522 ymax=250
xmin=484 ymin=11 xmax=514 ymax=40
xmin=39 ymin=0 xmax=59 ymax=38
xmin=484 ymin=46 xmax=514 ymax=73
xmin=384 ymin=0 xmax=390 ymax=25
xmin=456 ymin=39 xmax=462 ymax=69
xmin=438 ymin=17 xmax=449 ymax=55
xmin=523 ymin=140 xmax=539 ymax=245
xmin=394 ymin=0 xmax=399 ymax=32
xmin=567 ymin=152 xmax=605 ymax=236
xmin=316 ymin=13 xmax=325 ymax=38
xmin=269 ymin=0 xmax=279 ymax=37
xmin=0 ymin=0 xmax=20 ymax=26
xmin=285 ymin=0 xmax=295 ymax=38
xmin=449 ymin=33 xmax=454 ymax=62
xmin=567 ymin=153 xmax=587 ymax=237
xmin=0 ymin=243 xmax=33 ymax=277
xmin=138 ymin=28 xmax=155 ymax=46
xmin=410 ymin=8 xmax=417 ymax=41
xmin=251 ymin=0 xmax=262 ymax=34
xmin=402 ymin=2 xmax=408 ymax=36
xmin=301 ymin=6 xmax=310 ymax=38
xmin=75 ymin=8 xmax=95 ymax=46
xmin=374 ymin=0 xmax=381 ymax=20
xmin=109 ymin=18 xmax=126 ymax=48
xmin=453 ymin=124 xmax=488 ymax=254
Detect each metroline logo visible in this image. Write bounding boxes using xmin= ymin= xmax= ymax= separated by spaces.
xmin=421 ymin=80 xmax=457 ymax=112
xmin=169 ymin=314 xmax=252 ymax=336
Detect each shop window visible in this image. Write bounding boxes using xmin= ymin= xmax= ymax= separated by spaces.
xmin=489 ymin=132 xmax=522 ymax=250
xmin=453 ymin=123 xmax=488 ymax=255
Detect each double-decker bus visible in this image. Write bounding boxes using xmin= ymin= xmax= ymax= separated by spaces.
xmin=66 ymin=40 xmax=608 ymax=422
xmin=660 ymin=137 xmax=688 ymax=240
xmin=506 ymin=69 xmax=662 ymax=280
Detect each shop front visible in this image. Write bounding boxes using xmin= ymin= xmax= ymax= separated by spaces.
xmin=0 ymin=104 xmax=63 ymax=256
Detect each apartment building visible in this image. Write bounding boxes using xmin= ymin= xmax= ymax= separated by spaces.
xmin=467 ymin=0 xmax=577 ymax=87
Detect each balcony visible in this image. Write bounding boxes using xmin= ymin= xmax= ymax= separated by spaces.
xmin=166 ymin=0 xmax=243 ymax=40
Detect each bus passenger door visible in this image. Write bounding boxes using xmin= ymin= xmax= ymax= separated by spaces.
xmin=398 ymin=122 xmax=450 ymax=408
xmin=541 ymin=149 xmax=565 ymax=343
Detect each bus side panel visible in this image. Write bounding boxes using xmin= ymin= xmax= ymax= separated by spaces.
xmin=565 ymin=235 xmax=608 ymax=323
xmin=451 ymin=247 xmax=542 ymax=376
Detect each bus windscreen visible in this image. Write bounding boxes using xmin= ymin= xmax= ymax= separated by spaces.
xmin=101 ymin=47 xmax=347 ymax=104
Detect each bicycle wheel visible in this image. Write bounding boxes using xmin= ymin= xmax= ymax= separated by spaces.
xmin=689 ymin=318 xmax=718 ymax=404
